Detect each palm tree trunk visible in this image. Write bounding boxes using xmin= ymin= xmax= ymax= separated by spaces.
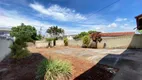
xmin=48 ymin=41 xmax=51 ymax=47
xmin=53 ymin=39 xmax=56 ymax=46
xmin=96 ymin=41 xmax=98 ymax=49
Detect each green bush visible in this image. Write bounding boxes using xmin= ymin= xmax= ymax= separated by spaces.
xmin=64 ymin=38 xmax=68 ymax=46
xmin=10 ymin=39 xmax=30 ymax=59
xmin=138 ymin=30 xmax=142 ymax=34
xmin=36 ymin=59 xmax=72 ymax=80
xmin=36 ymin=59 xmax=48 ymax=80
xmin=82 ymin=35 xmax=91 ymax=48
xmin=10 ymin=23 xmax=37 ymax=59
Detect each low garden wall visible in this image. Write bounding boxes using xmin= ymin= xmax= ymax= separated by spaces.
xmin=35 ymin=41 xmax=49 ymax=48
xmin=98 ymin=34 xmax=142 ymax=49
xmin=35 ymin=34 xmax=142 ymax=49
xmin=0 ymin=39 xmax=12 ymax=61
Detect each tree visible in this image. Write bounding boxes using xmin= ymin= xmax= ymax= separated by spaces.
xmin=88 ymin=30 xmax=97 ymax=34
xmin=46 ymin=26 xmax=64 ymax=46
xmin=90 ymin=32 xmax=102 ymax=48
xmin=10 ymin=23 xmax=38 ymax=59
xmin=10 ymin=23 xmax=38 ymax=42
xmin=73 ymin=32 xmax=89 ymax=40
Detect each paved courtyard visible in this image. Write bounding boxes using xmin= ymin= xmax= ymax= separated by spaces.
xmin=47 ymin=47 xmax=126 ymax=63
xmin=29 ymin=47 xmax=142 ymax=80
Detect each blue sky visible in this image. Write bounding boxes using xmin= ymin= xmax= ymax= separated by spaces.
xmin=0 ymin=0 xmax=141 ymax=35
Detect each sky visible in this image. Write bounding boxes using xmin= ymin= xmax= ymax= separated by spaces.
xmin=0 ymin=0 xmax=142 ymax=35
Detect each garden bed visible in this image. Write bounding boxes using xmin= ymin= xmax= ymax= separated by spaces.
xmin=0 ymin=54 xmax=45 ymax=80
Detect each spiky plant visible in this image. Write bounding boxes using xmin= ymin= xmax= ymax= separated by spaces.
xmin=36 ymin=59 xmax=72 ymax=80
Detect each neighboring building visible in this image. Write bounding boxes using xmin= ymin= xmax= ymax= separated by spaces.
xmin=0 ymin=28 xmax=12 ymax=40
xmin=135 ymin=14 xmax=142 ymax=30
xmin=0 ymin=28 xmax=10 ymax=36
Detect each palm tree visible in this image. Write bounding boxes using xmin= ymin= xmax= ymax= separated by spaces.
xmin=46 ymin=26 xmax=64 ymax=46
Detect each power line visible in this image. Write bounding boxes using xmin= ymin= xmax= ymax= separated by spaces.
xmin=94 ymin=0 xmax=121 ymax=14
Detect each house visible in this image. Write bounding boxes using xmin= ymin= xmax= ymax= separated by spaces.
xmin=64 ymin=35 xmax=76 ymax=40
xmin=0 ymin=28 xmax=11 ymax=39
xmin=135 ymin=14 xmax=142 ymax=30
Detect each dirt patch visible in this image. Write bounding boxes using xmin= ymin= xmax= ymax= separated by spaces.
xmin=0 ymin=47 xmax=118 ymax=80
xmin=28 ymin=47 xmax=95 ymax=79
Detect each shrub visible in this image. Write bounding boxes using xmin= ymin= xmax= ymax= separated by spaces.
xmin=10 ymin=39 xmax=30 ymax=59
xmin=36 ymin=59 xmax=72 ymax=80
xmin=82 ymin=35 xmax=91 ymax=48
xmin=138 ymin=30 xmax=142 ymax=34
xmin=10 ymin=23 xmax=37 ymax=59
xmin=36 ymin=59 xmax=48 ymax=80
xmin=64 ymin=38 xmax=68 ymax=46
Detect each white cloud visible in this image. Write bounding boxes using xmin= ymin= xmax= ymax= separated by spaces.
xmin=120 ymin=23 xmax=135 ymax=31
xmin=0 ymin=8 xmax=54 ymax=35
xmin=29 ymin=3 xmax=86 ymax=21
xmin=108 ymin=23 xmax=117 ymax=28
xmin=80 ymin=24 xmax=106 ymax=32
xmin=0 ymin=8 xmax=53 ymax=27
xmin=115 ymin=18 xmax=127 ymax=22
xmin=0 ymin=7 xmax=86 ymax=35
xmin=0 ymin=2 xmax=135 ymax=35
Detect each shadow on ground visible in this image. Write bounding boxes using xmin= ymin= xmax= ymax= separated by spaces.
xmin=75 ymin=35 xmax=142 ymax=80
xmin=0 ymin=53 xmax=45 ymax=80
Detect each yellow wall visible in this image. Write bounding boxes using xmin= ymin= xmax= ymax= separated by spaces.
xmin=98 ymin=34 xmax=142 ymax=49
xmin=35 ymin=34 xmax=142 ymax=49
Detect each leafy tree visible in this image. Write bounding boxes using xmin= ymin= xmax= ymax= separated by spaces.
xmin=88 ymin=30 xmax=97 ymax=34
xmin=46 ymin=26 xmax=64 ymax=46
xmin=36 ymin=34 xmax=43 ymax=40
xmin=73 ymin=30 xmax=99 ymax=40
xmin=10 ymin=23 xmax=38 ymax=42
xmin=90 ymin=32 xmax=102 ymax=48
xmin=73 ymin=32 xmax=89 ymax=40
xmin=10 ymin=23 xmax=38 ymax=59
xmin=79 ymin=32 xmax=89 ymax=37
